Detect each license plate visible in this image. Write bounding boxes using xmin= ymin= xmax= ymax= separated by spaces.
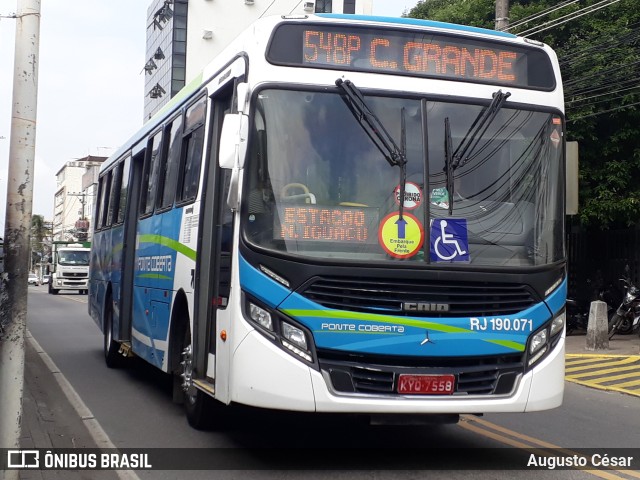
xmin=397 ymin=374 xmax=455 ymax=395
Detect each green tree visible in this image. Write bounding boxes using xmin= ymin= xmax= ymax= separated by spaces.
xmin=30 ymin=214 xmax=51 ymax=271
xmin=408 ymin=0 xmax=640 ymax=228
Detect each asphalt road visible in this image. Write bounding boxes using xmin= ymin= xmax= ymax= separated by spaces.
xmin=25 ymin=286 xmax=640 ymax=479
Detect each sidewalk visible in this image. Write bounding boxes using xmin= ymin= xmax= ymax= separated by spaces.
xmin=16 ymin=334 xmax=121 ymax=480
xmin=565 ymin=329 xmax=640 ymax=356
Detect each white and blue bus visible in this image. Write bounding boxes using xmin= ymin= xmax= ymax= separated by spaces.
xmin=89 ymin=14 xmax=567 ymax=428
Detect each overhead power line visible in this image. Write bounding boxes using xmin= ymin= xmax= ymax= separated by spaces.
xmin=503 ymin=0 xmax=580 ymax=32
xmin=566 ymin=85 xmax=640 ymax=106
xmin=517 ymin=0 xmax=620 ymax=37
xmin=559 ymin=22 xmax=640 ymax=67
xmin=567 ymin=100 xmax=640 ymax=123
xmin=564 ymin=60 xmax=640 ymax=89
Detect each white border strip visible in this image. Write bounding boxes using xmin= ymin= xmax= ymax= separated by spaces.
xmin=27 ymin=331 xmax=141 ymax=480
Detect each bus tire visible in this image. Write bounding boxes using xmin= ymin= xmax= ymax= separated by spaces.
xmin=104 ymin=296 xmax=124 ymax=368
xmin=48 ymin=282 xmax=58 ymax=295
xmin=179 ymin=327 xmax=216 ymax=430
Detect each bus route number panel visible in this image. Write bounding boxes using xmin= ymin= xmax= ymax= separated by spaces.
xmin=267 ymin=23 xmax=555 ymax=90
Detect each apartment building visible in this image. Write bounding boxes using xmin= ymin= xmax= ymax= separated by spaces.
xmin=143 ymin=0 xmax=373 ymax=120
xmin=53 ymin=156 xmax=106 ymax=242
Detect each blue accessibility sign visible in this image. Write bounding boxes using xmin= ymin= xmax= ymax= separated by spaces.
xmin=430 ymin=218 xmax=470 ymax=262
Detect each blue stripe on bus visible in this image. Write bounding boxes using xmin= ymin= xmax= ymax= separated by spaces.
xmin=279 ymin=291 xmax=551 ymax=356
xmin=239 ymin=255 xmax=292 ymax=308
xmin=131 ymin=208 xmax=184 ymax=365
xmin=315 ymin=14 xmax=517 ymax=39
xmin=237 ymin=256 xmax=564 ymax=357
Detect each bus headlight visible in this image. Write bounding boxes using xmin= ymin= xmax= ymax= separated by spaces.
xmin=249 ymin=302 xmax=273 ymax=331
xmin=281 ymin=322 xmax=307 ymax=350
xmin=550 ymin=311 xmax=565 ymax=337
xmin=281 ymin=322 xmax=313 ymax=362
xmin=527 ymin=310 xmax=565 ymax=368
xmin=243 ymin=293 xmax=317 ymax=367
xmin=530 ymin=329 xmax=548 ymax=355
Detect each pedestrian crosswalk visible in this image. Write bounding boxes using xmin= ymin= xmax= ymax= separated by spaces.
xmin=565 ymin=354 xmax=640 ymax=397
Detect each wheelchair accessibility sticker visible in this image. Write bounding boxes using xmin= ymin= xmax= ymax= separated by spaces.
xmin=430 ymin=219 xmax=469 ymax=262
xmin=378 ymin=212 xmax=424 ymax=259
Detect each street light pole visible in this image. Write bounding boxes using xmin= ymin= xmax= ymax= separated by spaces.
xmin=0 ymin=0 xmax=41 ymax=467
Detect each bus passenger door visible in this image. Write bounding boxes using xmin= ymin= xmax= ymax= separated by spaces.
xmin=118 ymin=146 xmax=145 ymax=343
xmin=192 ymin=82 xmax=235 ymax=399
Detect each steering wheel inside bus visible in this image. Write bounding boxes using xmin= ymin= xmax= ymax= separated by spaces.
xmin=280 ymin=183 xmax=317 ymax=204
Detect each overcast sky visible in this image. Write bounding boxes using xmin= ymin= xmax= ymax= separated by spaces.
xmin=0 ymin=0 xmax=415 ymax=231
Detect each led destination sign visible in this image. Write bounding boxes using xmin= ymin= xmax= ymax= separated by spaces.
xmin=276 ymin=205 xmax=379 ymax=244
xmin=268 ymin=24 xmax=555 ymax=89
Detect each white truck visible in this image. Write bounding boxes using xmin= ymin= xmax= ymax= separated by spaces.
xmin=48 ymin=242 xmax=91 ymax=295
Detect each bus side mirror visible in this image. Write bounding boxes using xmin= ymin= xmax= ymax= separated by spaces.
xmin=219 ymin=113 xmax=248 ymax=170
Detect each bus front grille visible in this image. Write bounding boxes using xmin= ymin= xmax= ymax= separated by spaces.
xmin=319 ymin=351 xmax=523 ymax=397
xmin=300 ymin=277 xmax=537 ymax=317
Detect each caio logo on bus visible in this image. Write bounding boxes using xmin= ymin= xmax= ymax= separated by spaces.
xmin=403 ymin=302 xmax=450 ymax=313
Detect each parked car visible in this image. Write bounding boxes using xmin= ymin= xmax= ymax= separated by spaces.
xmin=42 ymin=274 xmax=50 ymax=284
xmin=28 ymin=273 xmax=40 ymax=286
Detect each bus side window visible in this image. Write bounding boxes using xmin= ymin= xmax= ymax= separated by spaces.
xmin=159 ymin=115 xmax=183 ymax=209
xmin=96 ymin=173 xmax=111 ymax=229
xmin=116 ymin=156 xmax=131 ymax=224
xmin=177 ymin=96 xmax=206 ymax=203
xmin=141 ymin=131 xmax=162 ymax=216
xmin=106 ymin=163 xmax=123 ymax=227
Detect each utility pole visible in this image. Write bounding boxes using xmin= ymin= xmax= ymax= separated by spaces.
xmin=0 ymin=0 xmax=41 ymax=468
xmin=495 ymin=0 xmax=510 ymax=30
xmin=68 ymin=191 xmax=92 ymax=241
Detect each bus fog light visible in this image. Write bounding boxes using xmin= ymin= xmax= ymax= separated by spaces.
xmin=249 ymin=303 xmax=273 ymax=331
xmin=530 ymin=329 xmax=548 ymax=354
xmin=550 ymin=312 xmax=565 ymax=336
xmin=281 ymin=322 xmax=307 ymax=350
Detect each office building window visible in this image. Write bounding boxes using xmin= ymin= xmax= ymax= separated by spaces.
xmin=343 ymin=0 xmax=355 ymax=14
xmin=315 ymin=0 xmax=332 ymax=13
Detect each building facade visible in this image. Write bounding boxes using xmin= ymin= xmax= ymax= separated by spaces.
xmin=143 ymin=0 xmax=374 ymax=120
xmin=53 ymin=156 xmax=106 ymax=242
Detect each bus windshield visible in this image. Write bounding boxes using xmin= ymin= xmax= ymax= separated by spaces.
xmin=243 ymin=88 xmax=564 ymax=267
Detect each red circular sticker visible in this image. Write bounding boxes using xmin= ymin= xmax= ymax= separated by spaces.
xmin=394 ymin=182 xmax=422 ymax=210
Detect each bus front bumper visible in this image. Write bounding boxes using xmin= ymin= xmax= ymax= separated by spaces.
xmin=230 ymin=330 xmax=565 ymax=414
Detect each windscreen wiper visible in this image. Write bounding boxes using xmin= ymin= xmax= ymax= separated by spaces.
xmin=335 ymin=78 xmax=408 ymax=219
xmin=452 ymin=89 xmax=510 ymax=170
xmin=443 ymin=89 xmax=510 ymax=215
